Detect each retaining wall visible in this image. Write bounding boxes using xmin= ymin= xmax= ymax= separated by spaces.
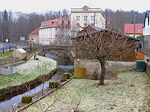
xmin=74 ymin=59 xmax=136 ymax=79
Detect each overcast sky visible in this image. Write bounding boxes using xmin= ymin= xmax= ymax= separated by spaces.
xmin=0 ymin=0 xmax=149 ymax=13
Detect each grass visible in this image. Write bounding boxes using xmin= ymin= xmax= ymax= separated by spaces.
xmin=0 ymin=51 xmax=12 ymax=59
xmin=0 ymin=55 xmax=57 ymax=89
xmin=21 ymin=71 xmax=150 ymax=112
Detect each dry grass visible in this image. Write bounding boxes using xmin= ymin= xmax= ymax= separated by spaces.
xmin=21 ymin=71 xmax=150 ymax=112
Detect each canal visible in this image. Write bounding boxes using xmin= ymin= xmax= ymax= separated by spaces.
xmin=0 ymin=53 xmax=74 ymax=111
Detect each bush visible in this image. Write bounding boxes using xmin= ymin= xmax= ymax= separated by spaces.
xmin=63 ymin=72 xmax=71 ymax=79
xmin=54 ymin=81 xmax=60 ymax=88
xmin=60 ymin=77 xmax=67 ymax=82
xmin=49 ymin=81 xmax=60 ymax=88
xmin=22 ymin=95 xmax=32 ymax=103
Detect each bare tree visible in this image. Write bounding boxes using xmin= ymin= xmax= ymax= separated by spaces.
xmin=73 ymin=27 xmax=136 ymax=85
xmin=55 ymin=27 xmax=71 ymax=45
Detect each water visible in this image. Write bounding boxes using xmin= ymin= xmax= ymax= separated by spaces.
xmin=0 ymin=53 xmax=74 ymax=111
xmin=0 ymin=73 xmax=63 ymax=110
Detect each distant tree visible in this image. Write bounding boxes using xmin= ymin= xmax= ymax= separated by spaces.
xmin=1 ymin=10 xmax=9 ymax=42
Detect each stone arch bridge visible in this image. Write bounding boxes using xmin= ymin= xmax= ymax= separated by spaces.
xmin=41 ymin=45 xmax=75 ymax=57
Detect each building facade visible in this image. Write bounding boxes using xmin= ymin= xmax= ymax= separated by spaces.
xmin=28 ymin=28 xmax=39 ymax=44
xmin=39 ymin=18 xmax=71 ymax=45
xmin=143 ymin=11 xmax=150 ymax=48
xmin=71 ymin=5 xmax=105 ymax=36
xmin=124 ymin=24 xmax=143 ymax=38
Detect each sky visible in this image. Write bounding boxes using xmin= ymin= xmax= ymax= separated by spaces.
xmin=0 ymin=0 xmax=149 ymax=13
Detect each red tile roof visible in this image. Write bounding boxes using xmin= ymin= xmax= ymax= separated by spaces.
xmin=124 ymin=24 xmax=143 ymax=34
xmin=29 ymin=28 xmax=39 ymax=35
xmin=40 ymin=17 xmax=71 ymax=29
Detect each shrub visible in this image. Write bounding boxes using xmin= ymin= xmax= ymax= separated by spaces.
xmin=54 ymin=81 xmax=60 ymax=88
xmin=60 ymin=77 xmax=67 ymax=82
xmin=22 ymin=95 xmax=32 ymax=103
xmin=49 ymin=81 xmax=60 ymax=88
xmin=63 ymin=72 xmax=71 ymax=79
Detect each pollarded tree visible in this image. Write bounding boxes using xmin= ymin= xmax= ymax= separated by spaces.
xmin=73 ymin=27 xmax=137 ymax=85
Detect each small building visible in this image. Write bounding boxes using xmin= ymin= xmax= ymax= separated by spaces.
xmin=71 ymin=5 xmax=105 ymax=36
xmin=12 ymin=48 xmax=27 ymax=60
xmin=28 ymin=28 xmax=39 ymax=44
xmin=39 ymin=18 xmax=71 ymax=45
xmin=124 ymin=24 xmax=143 ymax=38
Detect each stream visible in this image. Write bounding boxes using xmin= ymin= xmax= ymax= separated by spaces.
xmin=0 ymin=53 xmax=74 ymax=111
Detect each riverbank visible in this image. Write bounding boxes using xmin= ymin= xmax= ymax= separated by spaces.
xmin=0 ymin=55 xmax=57 ymax=101
xmin=1 ymin=69 xmax=73 ymax=112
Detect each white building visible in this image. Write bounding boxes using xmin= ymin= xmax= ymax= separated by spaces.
xmin=143 ymin=11 xmax=150 ymax=48
xmin=39 ymin=18 xmax=71 ymax=45
xmin=71 ymin=5 xmax=105 ymax=36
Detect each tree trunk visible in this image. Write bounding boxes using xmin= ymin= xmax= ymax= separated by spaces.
xmin=99 ymin=59 xmax=106 ymax=85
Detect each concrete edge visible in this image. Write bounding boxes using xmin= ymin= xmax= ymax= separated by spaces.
xmin=17 ymin=75 xmax=74 ymax=112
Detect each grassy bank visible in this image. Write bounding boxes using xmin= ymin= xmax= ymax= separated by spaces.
xmin=0 ymin=55 xmax=57 ymax=89
xmin=0 ymin=55 xmax=57 ymax=101
xmin=0 ymin=51 xmax=12 ymax=59
xmin=21 ymin=71 xmax=150 ymax=112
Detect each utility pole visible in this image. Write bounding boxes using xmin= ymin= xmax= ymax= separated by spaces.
xmin=134 ymin=14 xmax=136 ymax=38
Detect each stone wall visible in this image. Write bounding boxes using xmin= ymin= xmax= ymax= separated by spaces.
xmin=146 ymin=63 xmax=150 ymax=75
xmin=0 ymin=66 xmax=17 ymax=75
xmin=144 ymin=35 xmax=150 ymax=48
xmin=74 ymin=59 xmax=136 ymax=79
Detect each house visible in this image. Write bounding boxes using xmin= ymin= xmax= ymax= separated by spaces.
xmin=143 ymin=11 xmax=150 ymax=48
xmin=28 ymin=28 xmax=39 ymax=44
xmin=72 ymin=29 xmax=140 ymax=78
xmin=71 ymin=5 xmax=105 ymax=36
xmin=124 ymin=24 xmax=143 ymax=38
xmin=39 ymin=18 xmax=71 ymax=45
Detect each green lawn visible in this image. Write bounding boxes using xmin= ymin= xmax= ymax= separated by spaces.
xmin=0 ymin=56 xmax=57 ymax=89
xmin=0 ymin=51 xmax=12 ymax=59
xmin=21 ymin=71 xmax=150 ymax=112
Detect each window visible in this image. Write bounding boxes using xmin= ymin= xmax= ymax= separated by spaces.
xmin=138 ymin=29 xmax=141 ymax=32
xmin=76 ymin=16 xmax=80 ymax=22
xmin=64 ymin=20 xmax=68 ymax=25
xmin=91 ymin=23 xmax=95 ymax=26
xmin=84 ymin=16 xmax=88 ymax=22
xmin=84 ymin=23 xmax=87 ymax=27
xmin=76 ymin=23 xmax=80 ymax=30
xmin=91 ymin=16 xmax=94 ymax=22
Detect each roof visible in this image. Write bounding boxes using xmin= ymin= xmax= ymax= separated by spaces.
xmin=40 ymin=17 xmax=71 ymax=29
xmin=29 ymin=28 xmax=39 ymax=35
xmin=72 ymin=29 xmax=141 ymax=41
xmin=13 ymin=48 xmax=26 ymax=53
xmin=124 ymin=24 xmax=143 ymax=34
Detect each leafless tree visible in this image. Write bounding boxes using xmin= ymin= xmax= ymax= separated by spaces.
xmin=55 ymin=27 xmax=71 ymax=45
xmin=73 ymin=27 xmax=136 ymax=85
